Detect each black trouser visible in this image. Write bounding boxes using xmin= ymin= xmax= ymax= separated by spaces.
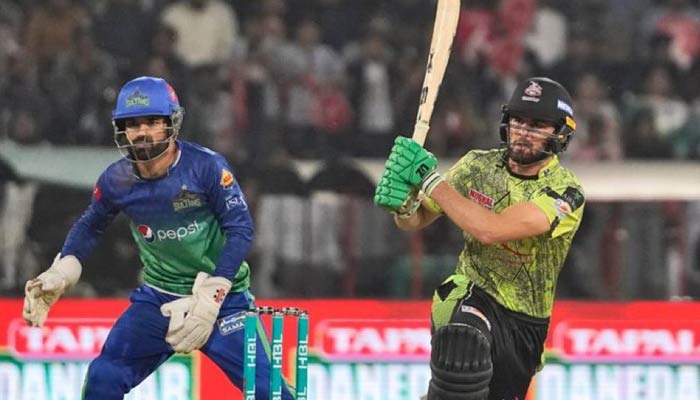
xmin=431 ymin=275 xmax=549 ymax=400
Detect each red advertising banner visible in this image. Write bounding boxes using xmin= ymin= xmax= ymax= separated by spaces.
xmin=1 ymin=299 xmax=699 ymax=399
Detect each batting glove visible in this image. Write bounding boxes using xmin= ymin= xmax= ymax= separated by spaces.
xmin=374 ymin=167 xmax=421 ymax=215
xmin=161 ymin=272 xmax=232 ymax=354
xmin=23 ymin=254 xmax=82 ymax=327
xmin=386 ymin=136 xmax=444 ymax=196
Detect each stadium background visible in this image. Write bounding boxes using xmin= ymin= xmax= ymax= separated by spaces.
xmin=1 ymin=0 xmax=700 ymax=399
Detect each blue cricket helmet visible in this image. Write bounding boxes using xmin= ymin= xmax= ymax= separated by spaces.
xmin=112 ymin=76 xmax=182 ymax=120
xmin=112 ymin=76 xmax=184 ymax=162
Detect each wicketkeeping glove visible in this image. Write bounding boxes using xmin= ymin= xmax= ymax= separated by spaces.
xmin=161 ymin=272 xmax=232 ymax=354
xmin=386 ymin=136 xmax=444 ymax=196
xmin=23 ymin=254 xmax=82 ymax=327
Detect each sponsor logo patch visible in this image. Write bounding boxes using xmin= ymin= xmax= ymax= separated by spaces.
xmin=460 ymin=305 xmax=492 ymax=331
xmin=225 ymin=194 xmax=248 ymax=211
xmin=137 ymin=224 xmax=155 ymax=242
xmin=221 ymin=169 xmax=234 ymax=189
xmin=468 ymin=188 xmax=494 ymax=209
xmin=557 ymin=99 xmax=573 ymax=116
xmin=218 ymin=312 xmax=246 ymax=336
xmin=138 ymin=221 xmax=203 ymax=243
xmin=553 ymin=198 xmax=572 ymax=217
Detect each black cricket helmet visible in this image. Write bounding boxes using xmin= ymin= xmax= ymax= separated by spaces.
xmin=500 ymin=77 xmax=577 ymax=154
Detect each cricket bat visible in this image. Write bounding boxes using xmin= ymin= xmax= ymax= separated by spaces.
xmin=413 ymin=0 xmax=461 ymax=147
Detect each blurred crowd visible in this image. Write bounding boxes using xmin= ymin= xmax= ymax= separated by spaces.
xmin=1 ymin=0 xmax=700 ymax=299
xmin=1 ymin=0 xmax=700 ymax=160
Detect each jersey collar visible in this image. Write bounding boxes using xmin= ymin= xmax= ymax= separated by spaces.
xmin=537 ymin=155 xmax=560 ymax=178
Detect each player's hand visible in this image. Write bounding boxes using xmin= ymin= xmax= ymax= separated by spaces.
xmin=161 ymin=272 xmax=232 ymax=354
xmin=23 ymin=254 xmax=72 ymax=327
xmin=374 ymin=170 xmax=421 ymax=218
xmin=385 ymin=136 xmax=443 ymax=195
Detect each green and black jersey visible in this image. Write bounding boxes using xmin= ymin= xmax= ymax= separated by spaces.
xmin=424 ymin=149 xmax=585 ymax=318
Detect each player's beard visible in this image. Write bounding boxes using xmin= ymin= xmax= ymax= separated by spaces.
xmin=129 ymin=137 xmax=170 ymax=162
xmin=507 ymin=140 xmax=550 ymax=166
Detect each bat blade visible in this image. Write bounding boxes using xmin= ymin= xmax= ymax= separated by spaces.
xmin=412 ymin=0 xmax=461 ymax=147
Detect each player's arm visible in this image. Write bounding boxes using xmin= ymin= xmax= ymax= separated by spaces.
xmin=377 ymin=137 xmax=583 ymax=244
xmin=161 ymin=157 xmax=254 ymax=354
xmin=206 ymin=159 xmax=254 ymax=280
xmin=61 ymin=180 xmax=120 ymax=261
xmin=24 ymin=175 xmax=119 ymax=327
xmin=428 ymin=184 xmax=550 ymax=244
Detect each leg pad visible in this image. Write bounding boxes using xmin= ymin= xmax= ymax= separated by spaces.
xmin=427 ymin=323 xmax=493 ymax=400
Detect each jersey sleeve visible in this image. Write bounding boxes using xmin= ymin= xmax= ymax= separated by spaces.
xmin=203 ymin=155 xmax=254 ymax=280
xmin=61 ymin=172 xmax=120 ymax=262
xmin=530 ymin=184 xmax=585 ymax=238
xmin=422 ymin=153 xmax=473 ymax=214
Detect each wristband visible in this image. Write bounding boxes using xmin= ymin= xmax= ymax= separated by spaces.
xmin=421 ymin=171 xmax=444 ymax=197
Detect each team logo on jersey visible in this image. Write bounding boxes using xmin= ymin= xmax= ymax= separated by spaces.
xmin=172 ymin=185 xmax=202 ymax=211
xmin=137 ymin=224 xmax=155 ymax=242
xmin=220 ymin=169 xmax=234 ymax=189
xmin=522 ymin=81 xmax=542 ymax=102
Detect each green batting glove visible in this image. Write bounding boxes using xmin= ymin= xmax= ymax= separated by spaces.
xmin=385 ymin=137 xmax=444 ymax=195
xmin=386 ymin=137 xmax=438 ymax=185
xmin=374 ymin=169 xmax=414 ymax=210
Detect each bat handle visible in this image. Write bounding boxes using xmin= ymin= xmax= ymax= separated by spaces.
xmin=412 ymin=121 xmax=429 ymax=147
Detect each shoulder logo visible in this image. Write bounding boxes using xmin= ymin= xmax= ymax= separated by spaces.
xmin=561 ymin=186 xmax=584 ymax=210
xmin=172 ymin=185 xmax=202 ymax=211
xmin=125 ymin=89 xmax=150 ymax=107
xmin=220 ymin=169 xmax=234 ymax=189
xmin=93 ymin=184 xmax=102 ymax=202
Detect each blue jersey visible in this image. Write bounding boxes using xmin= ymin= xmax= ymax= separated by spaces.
xmin=62 ymin=141 xmax=253 ymax=295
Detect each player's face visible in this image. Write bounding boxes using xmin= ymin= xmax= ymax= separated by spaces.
xmin=507 ymin=116 xmax=556 ymax=165
xmin=124 ymin=116 xmax=169 ymax=161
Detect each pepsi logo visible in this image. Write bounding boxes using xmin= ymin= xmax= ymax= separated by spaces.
xmin=137 ymin=224 xmax=154 ymax=242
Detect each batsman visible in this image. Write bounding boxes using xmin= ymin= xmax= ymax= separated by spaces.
xmin=375 ymin=77 xmax=585 ymax=400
